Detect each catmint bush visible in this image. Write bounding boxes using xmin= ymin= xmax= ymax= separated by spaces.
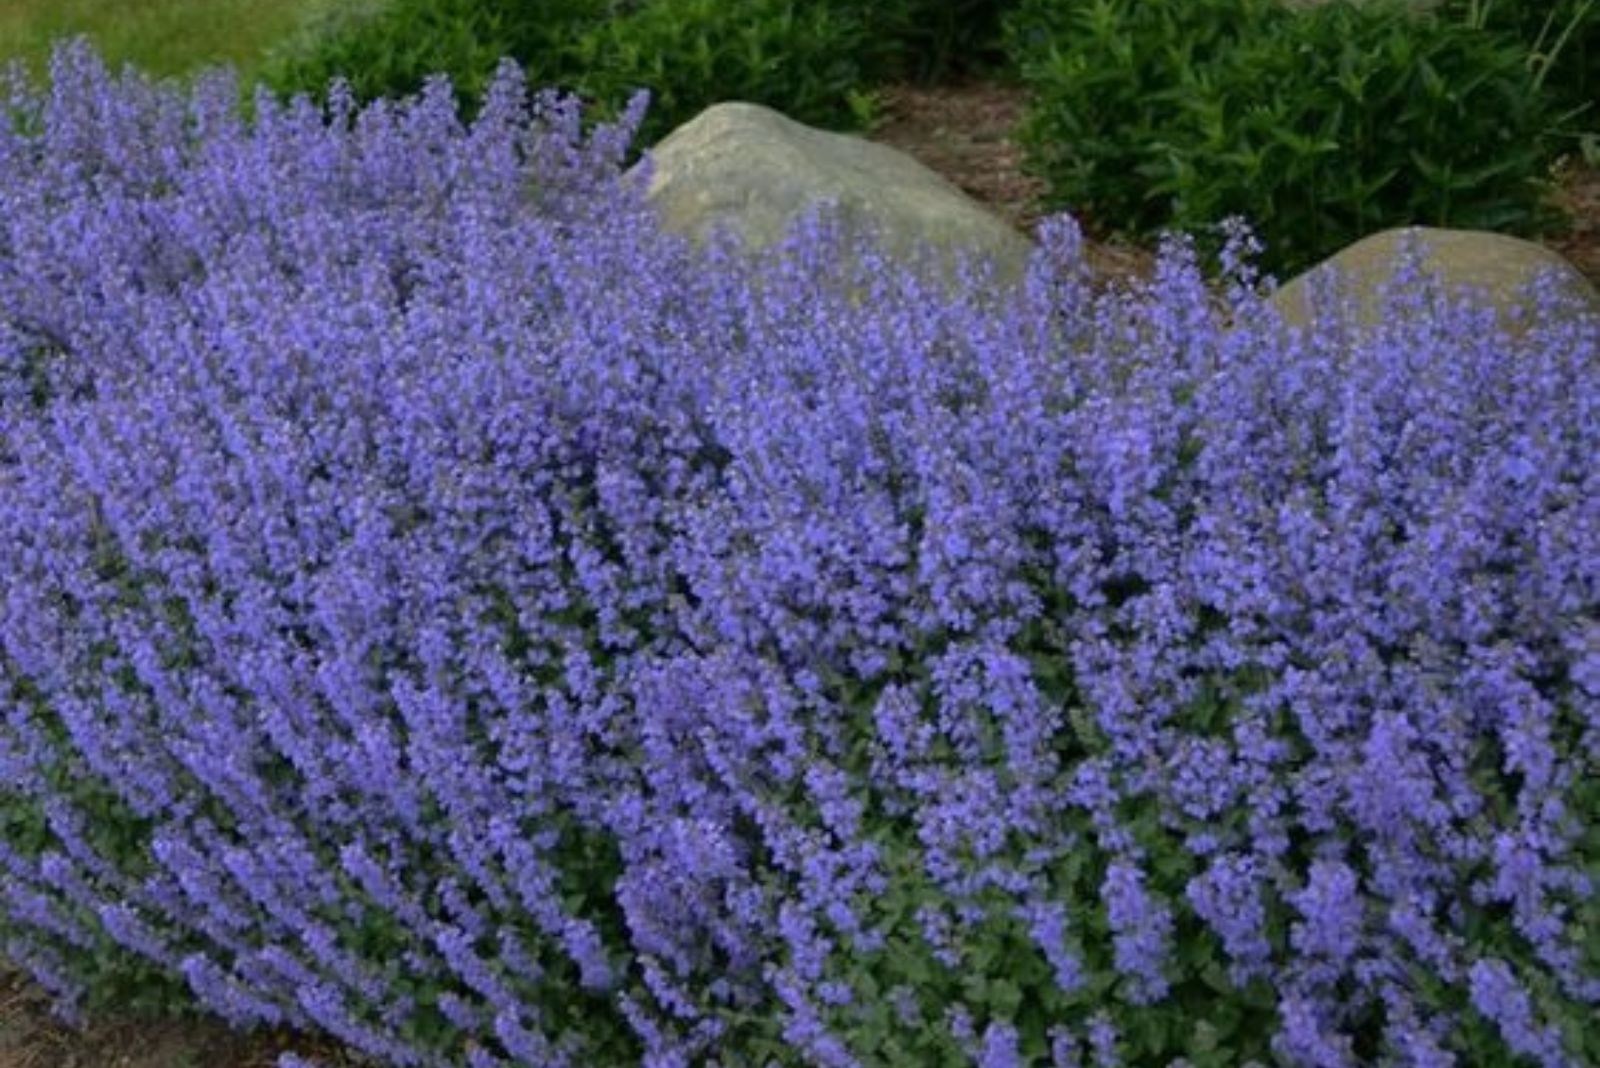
xmin=3 ymin=40 xmax=1600 ymax=1068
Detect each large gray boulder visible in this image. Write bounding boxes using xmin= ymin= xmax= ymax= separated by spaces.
xmin=630 ymin=101 xmax=1036 ymax=297
xmin=1267 ymin=227 xmax=1600 ymax=338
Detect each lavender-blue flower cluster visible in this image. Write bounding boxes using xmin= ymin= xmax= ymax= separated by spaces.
xmin=2 ymin=41 xmax=1597 ymax=1068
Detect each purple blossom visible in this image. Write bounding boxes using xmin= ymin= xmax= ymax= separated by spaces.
xmin=0 ymin=38 xmax=1594 ymax=1068
xmin=1289 ymin=860 xmax=1365 ymax=974
xmin=1087 ymin=1011 xmax=1120 ymax=1068
xmin=979 ymin=1019 xmax=1023 ymax=1068
xmin=1102 ymin=859 xmax=1174 ymax=1004
xmin=1468 ymin=958 xmax=1573 ymax=1068
xmin=1273 ymin=989 xmax=1357 ymax=1068
xmin=1017 ymin=897 xmax=1086 ymax=993
xmin=1186 ymin=852 xmax=1271 ymax=983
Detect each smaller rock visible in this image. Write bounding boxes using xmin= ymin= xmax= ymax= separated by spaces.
xmin=1267 ymin=227 xmax=1600 ymax=338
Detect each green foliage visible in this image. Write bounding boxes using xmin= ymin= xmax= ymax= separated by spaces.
xmin=262 ymin=0 xmax=899 ymax=150
xmin=1002 ymin=0 xmax=1289 ymax=237
xmin=1440 ymin=0 xmax=1600 ymax=145
xmin=563 ymin=0 xmax=878 ymax=149
xmin=262 ymin=0 xmax=1037 ymax=152
xmin=1005 ymin=0 xmax=1570 ymax=276
xmin=0 ymin=681 xmax=202 ymax=1023
xmin=859 ymin=0 xmax=1022 ymax=83
xmin=786 ymin=633 xmax=1289 ymax=1068
xmin=260 ymin=0 xmax=589 ymax=118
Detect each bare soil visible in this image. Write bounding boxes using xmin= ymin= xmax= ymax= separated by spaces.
xmin=0 ymin=969 xmax=374 ymax=1068
xmin=3 ymin=77 xmax=1597 ymax=1068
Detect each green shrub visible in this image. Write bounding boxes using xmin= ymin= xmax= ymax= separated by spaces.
xmin=1002 ymin=0 xmax=1288 ymax=239
xmin=1005 ymin=0 xmax=1570 ymax=276
xmin=564 ymin=0 xmax=878 ymax=148
xmin=1440 ymin=0 xmax=1600 ymax=146
xmin=858 ymin=0 xmax=1022 ymax=83
xmin=262 ymin=0 xmax=893 ymax=150
xmin=260 ymin=0 xmax=1035 ymax=152
xmin=259 ymin=0 xmax=555 ymax=116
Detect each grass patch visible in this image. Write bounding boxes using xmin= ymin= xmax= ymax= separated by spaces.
xmin=0 ymin=0 xmax=332 ymax=83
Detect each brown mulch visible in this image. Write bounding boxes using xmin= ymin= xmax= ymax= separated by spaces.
xmin=3 ymin=77 xmax=1598 ymax=1068
xmin=1547 ymin=152 xmax=1600 ymax=285
xmin=866 ymin=80 xmax=1166 ymax=293
xmin=0 ymin=967 xmax=372 ymax=1068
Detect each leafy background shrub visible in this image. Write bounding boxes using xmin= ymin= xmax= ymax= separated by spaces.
xmin=557 ymin=0 xmax=881 ymax=148
xmin=1001 ymin=0 xmax=1291 ymax=240
xmin=259 ymin=0 xmax=1022 ymax=152
xmin=257 ymin=0 xmax=529 ymax=114
xmin=860 ymin=0 xmax=1020 ymax=83
xmin=1003 ymin=0 xmax=1579 ymax=276
xmin=259 ymin=0 xmax=617 ymax=122
xmin=3 ymin=43 xmax=1598 ymax=1068
xmin=1440 ymin=0 xmax=1598 ymax=139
